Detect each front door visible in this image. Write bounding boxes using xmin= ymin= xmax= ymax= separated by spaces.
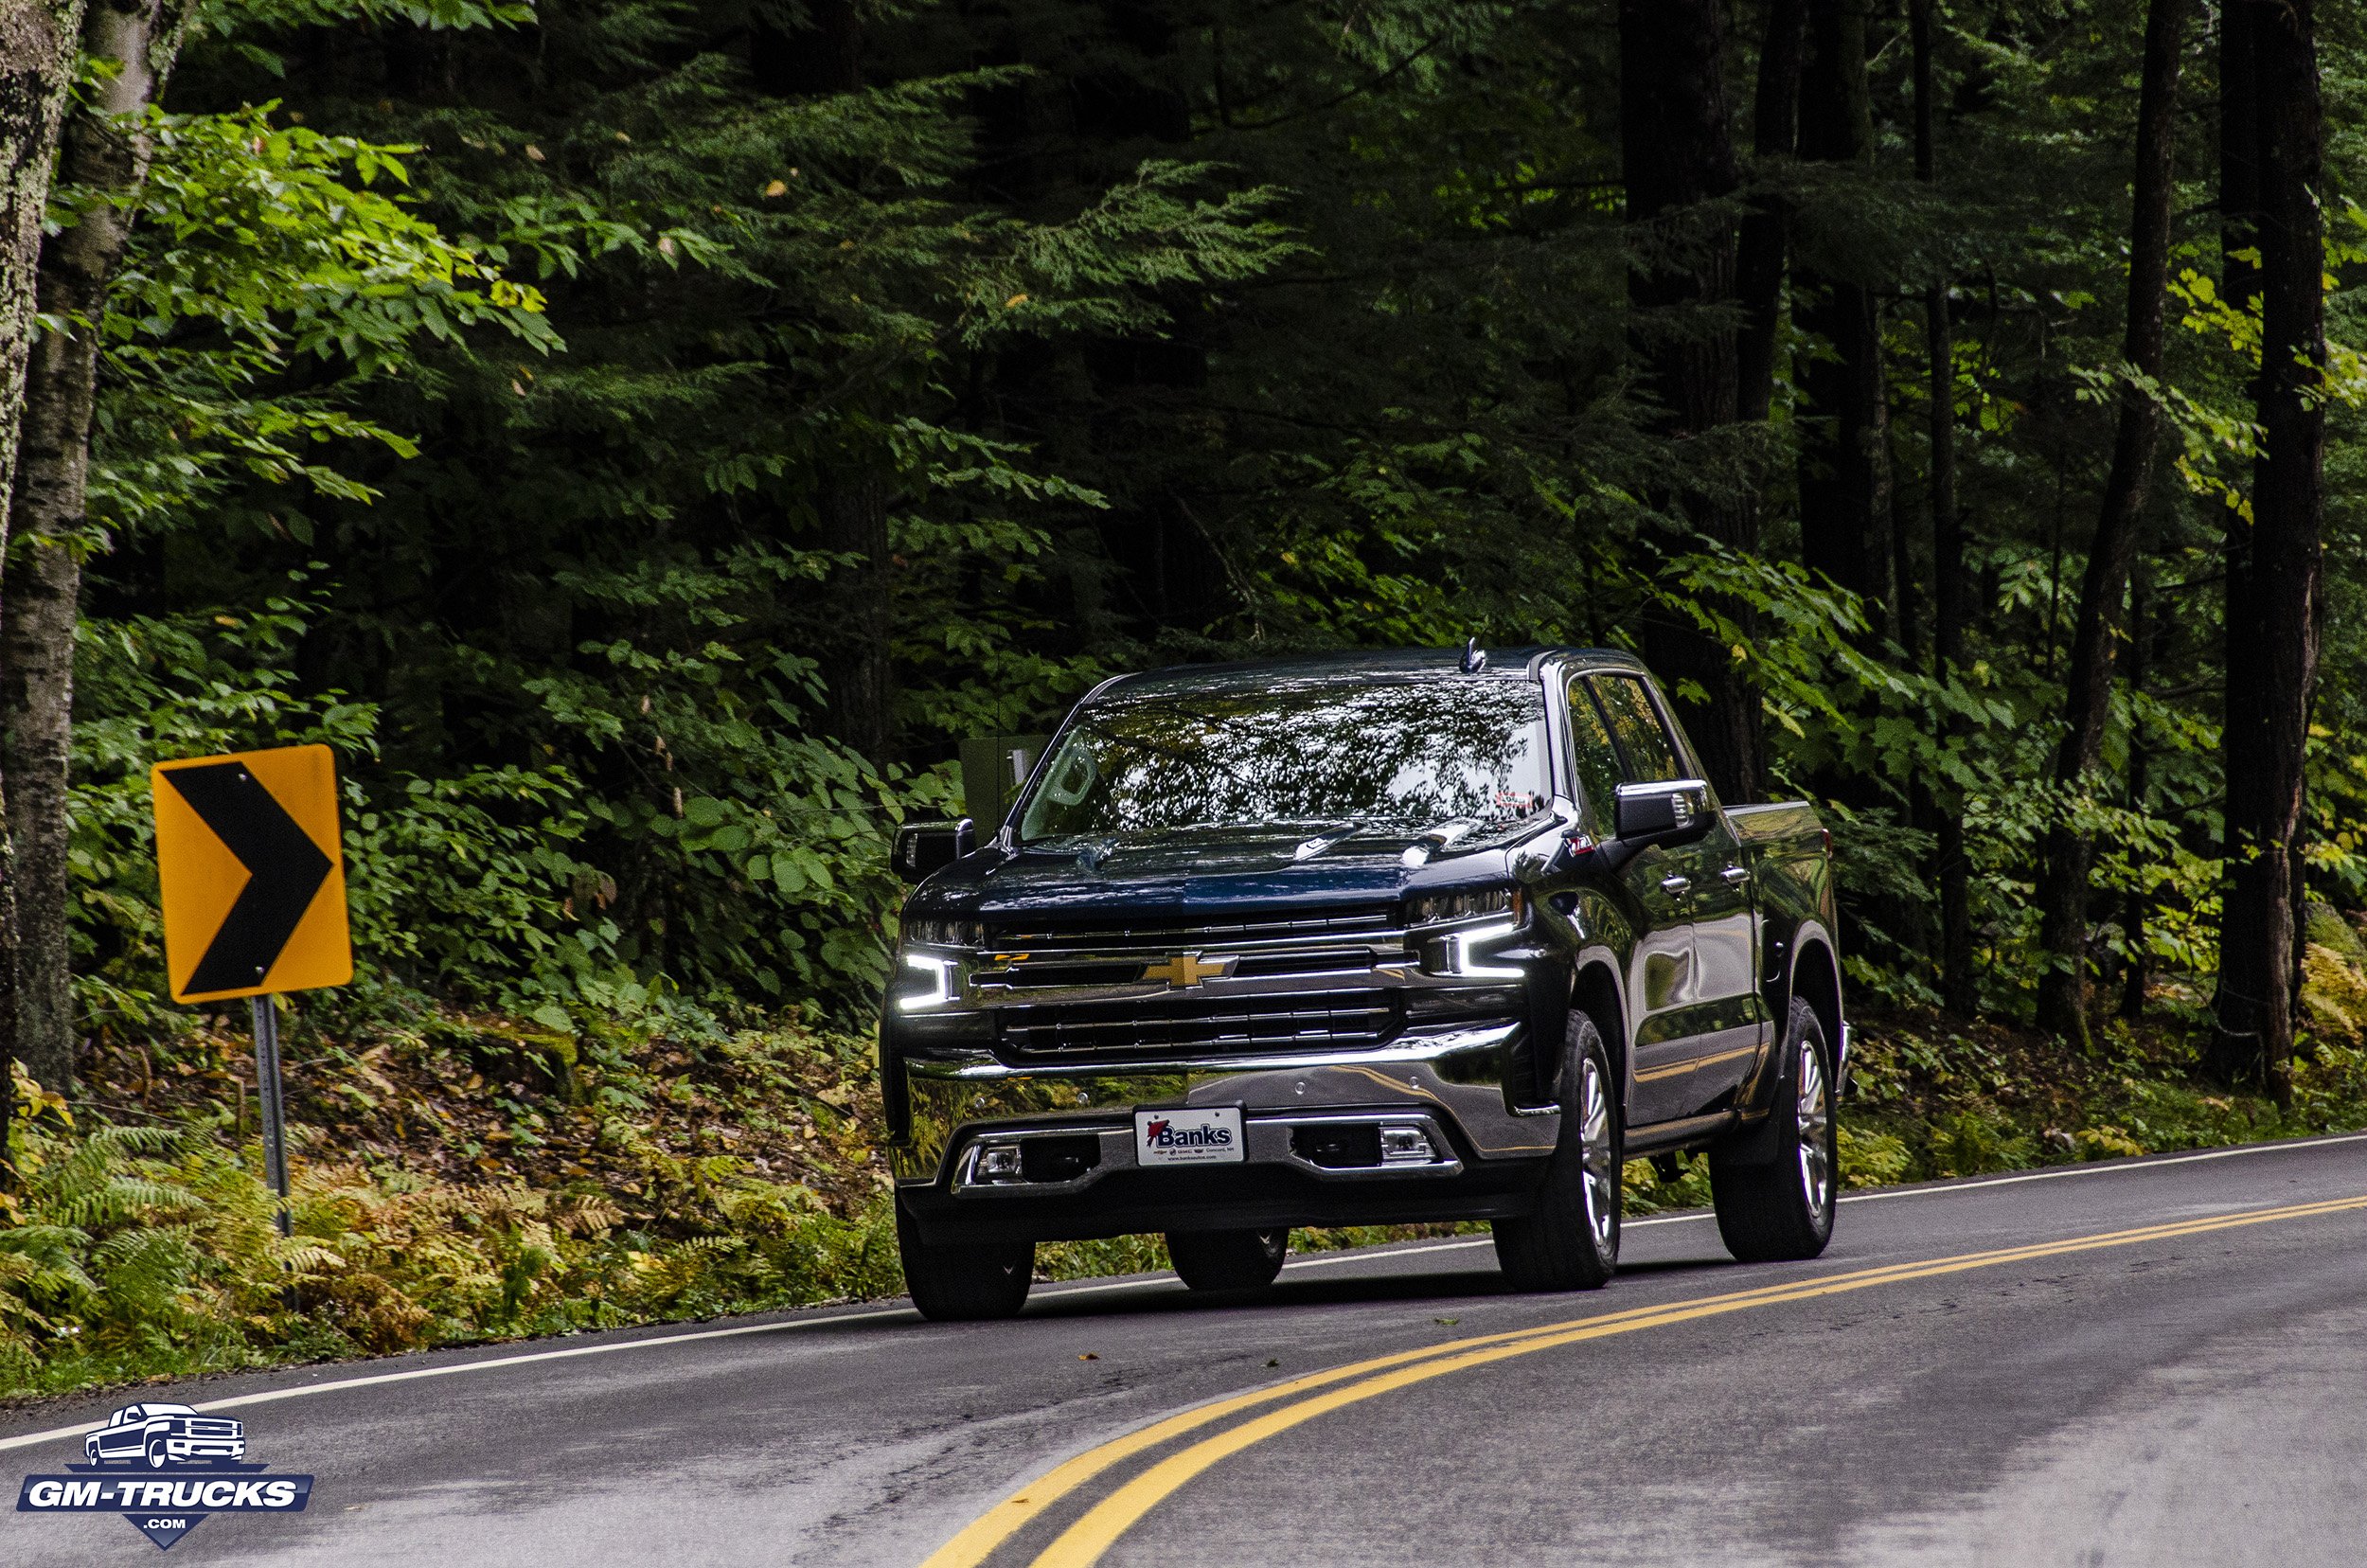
xmin=1592 ymin=673 xmax=1767 ymax=1118
xmin=1568 ymin=676 xmax=1698 ymax=1126
xmin=1679 ymin=809 xmax=1768 ymax=1113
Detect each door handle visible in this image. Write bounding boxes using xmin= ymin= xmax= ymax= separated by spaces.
xmin=1660 ymin=874 xmax=1691 ymax=893
xmin=1721 ymin=864 xmax=1751 ymax=883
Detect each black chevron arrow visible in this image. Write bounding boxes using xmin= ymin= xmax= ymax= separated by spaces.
xmin=164 ymin=760 xmax=332 ymax=994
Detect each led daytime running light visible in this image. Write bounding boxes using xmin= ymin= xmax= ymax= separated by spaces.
xmin=897 ymin=952 xmax=960 ymax=1011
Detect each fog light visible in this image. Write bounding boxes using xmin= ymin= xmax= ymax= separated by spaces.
xmin=1379 ymin=1125 xmax=1435 ymax=1164
xmin=972 ymin=1142 xmax=1025 ymax=1184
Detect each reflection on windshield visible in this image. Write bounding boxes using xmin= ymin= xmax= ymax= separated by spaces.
xmin=1017 ymin=678 xmax=1552 ymax=846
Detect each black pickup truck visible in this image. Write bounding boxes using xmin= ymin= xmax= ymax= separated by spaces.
xmin=881 ymin=647 xmax=1844 ymax=1319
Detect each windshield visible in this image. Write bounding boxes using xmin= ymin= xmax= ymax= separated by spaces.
xmin=1016 ymin=677 xmax=1552 ymax=846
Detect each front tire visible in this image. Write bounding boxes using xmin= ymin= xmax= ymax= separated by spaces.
xmin=145 ymin=1437 xmax=169 ymax=1470
xmin=1709 ymin=998 xmax=1839 ymax=1263
xmin=897 ymin=1199 xmax=1035 ymax=1321
xmin=1492 ymin=1011 xmax=1621 ymax=1292
xmin=1166 ymin=1228 xmax=1289 ymax=1292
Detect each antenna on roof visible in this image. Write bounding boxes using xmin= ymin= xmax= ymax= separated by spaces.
xmin=1461 ymin=636 xmax=1487 ymax=674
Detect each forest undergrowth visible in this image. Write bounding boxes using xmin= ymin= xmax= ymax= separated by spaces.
xmin=12 ymin=907 xmax=2367 ymax=1402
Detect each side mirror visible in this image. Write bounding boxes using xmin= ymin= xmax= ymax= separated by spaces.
xmin=1611 ymin=779 xmax=1714 ymax=854
xmin=893 ymin=818 xmax=976 ymax=883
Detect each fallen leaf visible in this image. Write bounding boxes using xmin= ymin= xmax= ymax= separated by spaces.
xmin=1433 ymin=1317 xmax=1459 ymax=1327
xmin=1005 ymin=293 xmax=1029 ymax=309
xmin=764 ymin=179 xmax=789 ymax=198
xmin=525 ymin=143 xmax=545 ymax=162
xmin=1077 ymin=1352 xmax=1099 ymax=1361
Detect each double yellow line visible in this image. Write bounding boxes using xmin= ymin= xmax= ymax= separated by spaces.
xmin=923 ymin=1193 xmax=2367 ymax=1568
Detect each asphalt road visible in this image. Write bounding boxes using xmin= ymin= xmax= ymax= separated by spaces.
xmin=9 ymin=1132 xmax=2367 ymax=1567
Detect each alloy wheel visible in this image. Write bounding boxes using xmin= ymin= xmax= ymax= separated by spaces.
xmin=1795 ymin=1041 xmax=1833 ymax=1221
xmin=1576 ymin=1054 xmax=1617 ymax=1249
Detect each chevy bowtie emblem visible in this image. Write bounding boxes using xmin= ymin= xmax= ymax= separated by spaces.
xmin=1145 ymin=952 xmax=1230 ymax=988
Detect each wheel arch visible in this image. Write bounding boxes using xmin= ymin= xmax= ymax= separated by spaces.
xmin=1789 ymin=927 xmax=1843 ymax=1068
xmin=1569 ymin=957 xmax=1628 ymax=1104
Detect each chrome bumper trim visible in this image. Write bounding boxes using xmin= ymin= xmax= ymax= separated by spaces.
xmin=946 ymin=1110 xmax=1466 ymax=1199
xmin=897 ymin=1021 xmax=1550 ymax=1185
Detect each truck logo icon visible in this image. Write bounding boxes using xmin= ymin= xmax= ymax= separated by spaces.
xmin=81 ymin=1402 xmax=245 ymax=1470
xmin=1143 ymin=952 xmax=1229 ymax=988
xmin=17 ymin=1403 xmax=313 ymax=1551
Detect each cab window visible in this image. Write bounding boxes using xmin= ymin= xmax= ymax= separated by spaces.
xmin=1564 ymin=679 xmax=1625 ymax=833
xmin=1588 ymin=675 xmax=1684 ymax=784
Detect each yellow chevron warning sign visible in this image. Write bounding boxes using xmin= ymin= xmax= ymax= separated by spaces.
xmin=151 ymin=744 xmax=351 ymax=1003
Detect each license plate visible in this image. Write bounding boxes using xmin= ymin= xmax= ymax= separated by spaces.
xmin=1134 ymin=1107 xmax=1244 ymax=1167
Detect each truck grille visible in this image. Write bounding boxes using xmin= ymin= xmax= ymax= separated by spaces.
xmin=988 ymin=906 xmax=1401 ymax=953
xmin=998 ymin=988 xmax=1404 ymax=1062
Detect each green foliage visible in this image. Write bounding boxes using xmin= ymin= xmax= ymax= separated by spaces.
xmin=57 ymin=0 xmax=2347 ymax=1027
xmin=0 ymin=1018 xmax=909 ymax=1394
xmin=25 ymin=0 xmax=2367 ymax=1395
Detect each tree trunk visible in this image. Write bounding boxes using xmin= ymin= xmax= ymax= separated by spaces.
xmin=819 ymin=476 xmax=895 ymax=768
xmin=2120 ymin=561 xmax=2152 ymax=1021
xmin=2031 ymin=0 xmax=2191 ymax=1044
xmin=2216 ymin=0 xmax=2263 ymax=894
xmin=1914 ymin=0 xmax=1975 ymax=1014
xmin=747 ymin=1 xmax=898 ymax=769
xmin=3 ymin=0 xmax=199 ymax=1097
xmin=749 ymin=0 xmax=859 ymax=97
xmin=1792 ymin=0 xmax=1889 ymax=618
xmin=2208 ymin=0 xmax=2323 ymax=1097
xmin=1621 ymin=0 xmax=1759 ymax=803
xmin=1736 ymin=0 xmax=1807 ymax=424
xmin=0 ymin=0 xmax=88 ymax=1183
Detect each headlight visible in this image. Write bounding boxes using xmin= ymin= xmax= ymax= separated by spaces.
xmin=897 ymin=953 xmax=961 ymax=1012
xmin=1405 ymin=885 xmax=1520 ymax=928
xmin=900 ymin=915 xmax=986 ymax=949
xmin=1421 ymin=920 xmax=1526 ymax=979
xmin=1409 ymin=885 xmax=1525 ymax=978
xmin=895 ymin=914 xmax=983 ymax=1012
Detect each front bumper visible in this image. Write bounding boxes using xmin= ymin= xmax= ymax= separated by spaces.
xmin=890 ymin=1021 xmax=1557 ymax=1243
xmin=164 ymin=1437 xmax=244 ymax=1460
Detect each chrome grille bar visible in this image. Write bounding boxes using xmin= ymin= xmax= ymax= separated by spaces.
xmin=997 ymin=989 xmax=1403 ymax=1061
xmin=988 ymin=906 xmax=1400 ymax=952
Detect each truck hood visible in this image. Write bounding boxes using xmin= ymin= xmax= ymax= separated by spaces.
xmin=911 ymin=826 xmax=1533 ymax=923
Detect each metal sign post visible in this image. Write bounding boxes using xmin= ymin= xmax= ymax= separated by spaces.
xmin=250 ymin=996 xmax=292 ymax=1237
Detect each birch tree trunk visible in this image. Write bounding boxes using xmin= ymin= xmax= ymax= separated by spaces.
xmin=2031 ymin=0 xmax=2192 ymax=1045
xmin=0 ymin=0 xmax=88 ymax=1178
xmin=3 ymin=0 xmax=200 ymax=1095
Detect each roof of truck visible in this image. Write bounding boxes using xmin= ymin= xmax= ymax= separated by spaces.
xmin=1096 ymin=646 xmax=1644 ymax=699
